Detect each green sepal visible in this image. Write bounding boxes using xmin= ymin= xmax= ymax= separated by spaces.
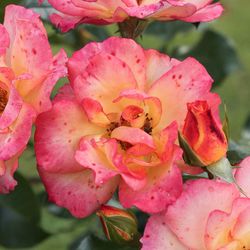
xmin=207 ymin=157 xmax=248 ymax=197
xmin=178 ymin=131 xmax=206 ymax=167
xmin=222 ymin=103 xmax=230 ymax=142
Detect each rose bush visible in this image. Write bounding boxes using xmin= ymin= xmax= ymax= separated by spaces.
xmin=39 ymin=0 xmax=223 ymax=32
xmin=0 ymin=5 xmax=67 ymax=193
xmin=34 ymin=36 xmax=220 ymax=218
xmin=1 ymin=1 xmax=249 ymax=249
xmin=141 ymin=156 xmax=250 ymax=250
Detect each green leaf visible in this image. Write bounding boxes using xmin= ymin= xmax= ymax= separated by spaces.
xmin=145 ymin=21 xmax=194 ymax=42
xmin=70 ymin=235 xmax=138 ymax=250
xmin=0 ymin=206 xmax=50 ymax=248
xmin=227 ymin=140 xmax=249 ymax=165
xmin=222 ymin=103 xmax=230 ymax=142
xmin=173 ymin=29 xmax=242 ymax=85
xmin=0 ymin=173 xmax=50 ymax=248
xmin=0 ymin=172 xmax=40 ymax=223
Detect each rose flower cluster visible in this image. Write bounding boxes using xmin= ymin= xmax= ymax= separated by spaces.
xmin=1 ymin=2 xmax=250 ymax=250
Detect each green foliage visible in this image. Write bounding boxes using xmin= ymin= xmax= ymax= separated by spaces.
xmin=173 ymin=29 xmax=241 ymax=85
xmin=146 ymin=20 xmax=194 ymax=42
xmin=227 ymin=114 xmax=250 ymax=165
xmin=70 ymin=235 xmax=138 ymax=250
xmin=0 ymin=173 xmax=50 ymax=248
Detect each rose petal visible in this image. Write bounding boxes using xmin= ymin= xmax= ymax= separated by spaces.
xmin=0 ymin=103 xmax=35 ymax=160
xmin=0 ymin=85 xmax=22 ymax=130
xmin=181 ymin=3 xmax=224 ymax=22
xmin=35 ymin=99 xmax=104 ymax=173
xmin=166 ymin=179 xmax=239 ymax=249
xmin=148 ymin=57 xmax=220 ymax=130
xmin=235 ymin=157 xmax=250 ymax=197
xmin=38 ymin=168 xmax=119 ymax=218
xmin=119 ymin=123 xmax=183 ymax=213
xmin=0 ymin=150 xmax=22 ymax=194
xmin=205 ymin=198 xmax=250 ymax=249
xmin=141 ymin=214 xmax=187 ymax=250
xmin=0 ymin=24 xmax=10 ymax=58
xmin=75 ymin=138 xmax=119 ymax=185
xmin=73 ymin=52 xmax=137 ymax=114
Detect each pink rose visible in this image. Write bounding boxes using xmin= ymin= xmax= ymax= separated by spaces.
xmin=0 ymin=5 xmax=67 ymax=193
xmin=40 ymin=0 xmax=223 ymax=32
xmin=142 ymin=157 xmax=250 ymax=250
xmin=35 ymin=37 xmax=219 ymax=218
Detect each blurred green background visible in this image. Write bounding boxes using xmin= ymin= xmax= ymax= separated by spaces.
xmin=213 ymin=0 xmax=250 ymax=139
xmin=0 ymin=0 xmax=249 ymax=249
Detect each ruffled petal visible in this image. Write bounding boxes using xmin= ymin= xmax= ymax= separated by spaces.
xmin=23 ymin=49 xmax=68 ymax=114
xmin=101 ymin=37 xmax=146 ymax=90
xmin=0 ymin=24 xmax=10 ymax=59
xmin=49 ymin=13 xmax=83 ymax=33
xmin=0 ymin=84 xmax=22 ymax=130
xmin=165 ymin=179 xmax=239 ymax=249
xmin=181 ymin=3 xmax=224 ymax=22
xmin=4 ymin=5 xmax=52 ymax=88
xmin=35 ymin=99 xmax=104 ymax=173
xmin=141 ymin=214 xmax=187 ymax=250
xmin=205 ymin=198 xmax=250 ymax=249
xmin=81 ymin=98 xmax=110 ymax=126
xmin=0 ymin=150 xmax=22 ymax=194
xmin=150 ymin=5 xmax=197 ymax=21
xmin=148 ymin=57 xmax=220 ymax=130
xmin=119 ymin=161 xmax=182 ymax=213
xmin=68 ymin=42 xmax=101 ymax=84
xmin=144 ymin=49 xmax=172 ymax=89
xmin=4 ymin=4 xmax=46 ymax=40
xmin=73 ymin=52 xmax=137 ymax=113
xmin=111 ymin=126 xmax=155 ymax=149
xmin=38 ymin=168 xmax=119 ymax=218
xmin=119 ymin=123 xmax=183 ymax=213
xmin=232 ymin=206 xmax=250 ymax=248
xmin=69 ymin=37 xmax=146 ymax=90
xmin=235 ymin=157 xmax=250 ymax=197
xmin=75 ymin=138 xmax=119 ymax=185
xmin=48 ymin=0 xmax=86 ymax=15
xmin=3 ymin=5 xmax=67 ymax=114
xmin=0 ymin=103 xmax=35 ymax=160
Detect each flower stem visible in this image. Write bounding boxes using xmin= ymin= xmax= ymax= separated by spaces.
xmin=118 ymin=18 xmax=149 ymax=39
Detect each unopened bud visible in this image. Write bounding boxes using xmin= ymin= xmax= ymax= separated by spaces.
xmin=180 ymin=101 xmax=228 ymax=167
xmin=97 ymin=205 xmax=139 ymax=245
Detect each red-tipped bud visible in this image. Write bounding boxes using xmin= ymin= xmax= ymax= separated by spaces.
xmin=180 ymin=100 xmax=228 ymax=167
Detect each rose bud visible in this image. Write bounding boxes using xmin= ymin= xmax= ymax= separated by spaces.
xmin=179 ymin=100 xmax=228 ymax=167
xmin=97 ymin=205 xmax=139 ymax=245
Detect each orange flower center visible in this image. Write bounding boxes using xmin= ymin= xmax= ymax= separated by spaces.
xmin=0 ymin=87 xmax=8 ymax=114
